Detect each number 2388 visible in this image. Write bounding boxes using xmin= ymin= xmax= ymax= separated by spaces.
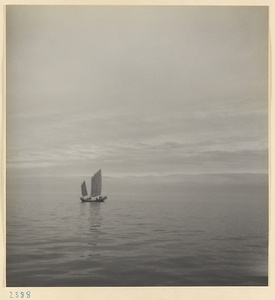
xmin=9 ymin=291 xmax=31 ymax=298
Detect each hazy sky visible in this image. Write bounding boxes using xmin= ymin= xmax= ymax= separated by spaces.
xmin=6 ymin=6 xmax=268 ymax=180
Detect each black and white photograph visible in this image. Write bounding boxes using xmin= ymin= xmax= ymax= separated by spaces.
xmin=5 ymin=5 xmax=268 ymax=287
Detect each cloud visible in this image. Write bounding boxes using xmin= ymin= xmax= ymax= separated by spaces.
xmin=6 ymin=6 xmax=268 ymax=181
xmin=7 ymin=136 xmax=268 ymax=182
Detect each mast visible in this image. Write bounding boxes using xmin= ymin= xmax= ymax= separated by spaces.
xmin=81 ymin=181 xmax=88 ymax=197
xmin=91 ymin=169 xmax=102 ymax=197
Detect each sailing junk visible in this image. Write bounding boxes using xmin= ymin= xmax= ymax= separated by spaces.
xmin=80 ymin=169 xmax=107 ymax=202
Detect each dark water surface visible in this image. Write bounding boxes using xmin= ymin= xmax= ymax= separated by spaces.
xmin=6 ymin=185 xmax=268 ymax=286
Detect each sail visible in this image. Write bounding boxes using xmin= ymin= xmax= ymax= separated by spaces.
xmin=81 ymin=181 xmax=88 ymax=197
xmin=91 ymin=169 xmax=102 ymax=197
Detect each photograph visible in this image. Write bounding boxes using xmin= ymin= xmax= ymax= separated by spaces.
xmin=5 ymin=5 xmax=268 ymax=287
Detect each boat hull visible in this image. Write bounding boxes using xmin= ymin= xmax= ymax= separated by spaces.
xmin=80 ymin=196 xmax=107 ymax=202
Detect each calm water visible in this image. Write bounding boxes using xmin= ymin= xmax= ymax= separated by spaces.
xmin=6 ymin=182 xmax=268 ymax=286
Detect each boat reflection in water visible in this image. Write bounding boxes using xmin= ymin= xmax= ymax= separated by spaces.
xmin=79 ymin=201 xmax=102 ymax=250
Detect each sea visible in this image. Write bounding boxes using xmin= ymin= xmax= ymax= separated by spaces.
xmin=6 ymin=174 xmax=268 ymax=287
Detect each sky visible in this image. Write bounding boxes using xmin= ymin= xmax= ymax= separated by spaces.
xmin=6 ymin=6 xmax=268 ymax=186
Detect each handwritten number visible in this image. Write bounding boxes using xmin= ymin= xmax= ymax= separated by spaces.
xmin=9 ymin=291 xmax=30 ymax=299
